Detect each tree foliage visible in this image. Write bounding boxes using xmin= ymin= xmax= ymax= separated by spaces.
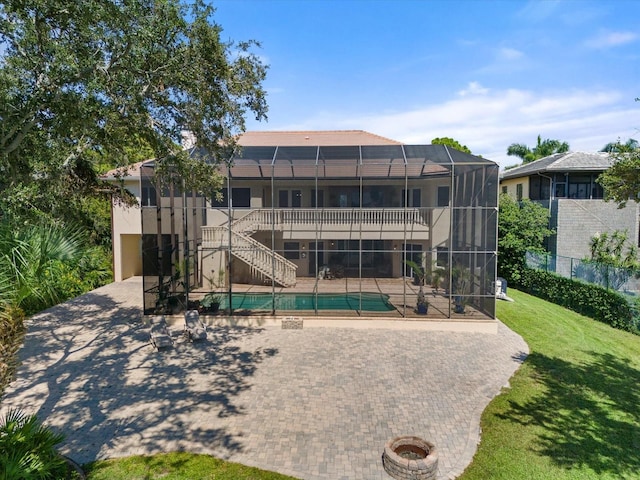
xmin=0 ymin=0 xmax=268 ymax=225
xmin=506 ymin=135 xmax=569 ymax=164
xmin=600 ymin=138 xmax=639 ymax=153
xmin=578 ymin=230 xmax=640 ymax=290
xmin=597 ymin=149 xmax=640 ymax=208
xmin=431 ymin=137 xmax=471 ymax=154
xmin=498 ymin=193 xmax=553 ymax=282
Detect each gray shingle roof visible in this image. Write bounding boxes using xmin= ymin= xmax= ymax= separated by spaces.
xmin=500 ymin=151 xmax=613 ymax=180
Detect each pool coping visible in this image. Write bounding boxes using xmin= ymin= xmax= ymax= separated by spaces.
xmin=145 ymin=314 xmax=499 ymax=334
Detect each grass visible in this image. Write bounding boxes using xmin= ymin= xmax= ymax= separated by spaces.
xmin=84 ymin=452 xmax=299 ymax=479
xmin=459 ymin=289 xmax=640 ymax=480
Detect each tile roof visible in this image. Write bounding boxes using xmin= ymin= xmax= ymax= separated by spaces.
xmin=500 ymin=151 xmax=613 ymax=180
xmin=237 ymin=130 xmax=402 ymax=146
xmin=102 ymin=159 xmax=153 ymax=179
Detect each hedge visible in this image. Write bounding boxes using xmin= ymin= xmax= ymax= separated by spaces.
xmin=516 ymin=268 xmax=637 ymax=333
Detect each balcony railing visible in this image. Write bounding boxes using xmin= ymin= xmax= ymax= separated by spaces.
xmin=229 ymin=208 xmax=429 ymax=234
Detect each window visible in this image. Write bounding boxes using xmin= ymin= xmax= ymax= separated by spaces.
xmin=402 ymin=188 xmax=422 ymax=207
xmin=502 ymin=186 xmax=508 ymax=194
xmin=141 ymin=184 xmax=157 ymax=207
xmin=212 ymin=188 xmax=251 ymax=208
xmin=283 ymin=242 xmax=299 ymax=260
xmin=232 ymin=188 xmax=251 ymax=207
xmin=516 ymin=183 xmax=523 ymax=201
xmin=278 ymin=190 xmax=303 ymax=208
xmin=278 ymin=190 xmax=289 ymax=207
xmin=436 ymin=246 xmax=449 ymax=268
xmin=311 ymin=189 xmax=324 ymax=207
xmin=437 ymin=186 xmax=450 ymax=207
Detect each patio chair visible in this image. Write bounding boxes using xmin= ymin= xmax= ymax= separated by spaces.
xmin=184 ymin=310 xmax=207 ymax=342
xmin=149 ymin=315 xmax=173 ymax=351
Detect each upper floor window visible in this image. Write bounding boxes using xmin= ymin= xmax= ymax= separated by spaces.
xmin=501 ymin=186 xmax=508 ymax=194
xmin=437 ymin=186 xmax=449 ymax=207
xmin=211 ymin=187 xmax=251 ymax=208
xmin=402 ymin=188 xmax=422 ymax=208
xmin=141 ymin=185 xmax=157 ymax=207
xmin=278 ymin=190 xmax=302 ymax=208
xmin=516 ymin=183 xmax=523 ymax=201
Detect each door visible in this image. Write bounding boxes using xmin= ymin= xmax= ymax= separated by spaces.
xmin=403 ymin=243 xmax=423 ymax=278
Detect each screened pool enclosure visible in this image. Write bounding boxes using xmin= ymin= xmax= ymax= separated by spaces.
xmin=140 ymin=144 xmax=499 ymax=320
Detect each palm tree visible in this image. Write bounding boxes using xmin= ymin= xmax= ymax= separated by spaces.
xmin=600 ymin=138 xmax=639 ymax=153
xmin=507 ymin=135 xmax=570 ymax=164
xmin=0 ymin=220 xmax=86 ymax=317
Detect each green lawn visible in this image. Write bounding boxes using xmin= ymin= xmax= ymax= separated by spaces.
xmin=459 ymin=289 xmax=640 ymax=480
xmin=84 ymin=452 xmax=299 ymax=480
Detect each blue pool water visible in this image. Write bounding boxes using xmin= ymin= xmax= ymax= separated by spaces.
xmin=218 ymin=292 xmax=394 ymax=312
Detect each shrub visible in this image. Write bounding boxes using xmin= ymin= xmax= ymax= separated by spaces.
xmin=0 ymin=409 xmax=67 ymax=479
xmin=0 ymin=306 xmax=26 ymax=399
xmin=516 ymin=269 xmax=636 ymax=332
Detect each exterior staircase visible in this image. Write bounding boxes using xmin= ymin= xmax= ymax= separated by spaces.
xmin=202 ymin=211 xmax=297 ymax=287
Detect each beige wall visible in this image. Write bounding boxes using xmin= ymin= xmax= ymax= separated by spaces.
xmin=111 ymin=180 xmax=142 ymax=281
xmin=120 ymin=234 xmax=142 ymax=279
xmin=500 ymin=176 xmax=529 ymax=200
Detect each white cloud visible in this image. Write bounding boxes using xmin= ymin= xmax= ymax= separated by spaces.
xmin=272 ymin=86 xmax=638 ymax=168
xmin=499 ymin=47 xmax=524 ymax=61
xmin=585 ymin=31 xmax=638 ymax=48
xmin=458 ymin=82 xmax=489 ymax=97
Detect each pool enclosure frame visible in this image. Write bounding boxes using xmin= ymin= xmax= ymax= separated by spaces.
xmin=140 ymin=144 xmax=499 ymax=320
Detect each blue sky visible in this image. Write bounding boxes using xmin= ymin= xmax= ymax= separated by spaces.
xmin=214 ymin=0 xmax=640 ymax=167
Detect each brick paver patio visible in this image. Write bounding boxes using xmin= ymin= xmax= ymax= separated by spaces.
xmin=1 ymin=277 xmax=528 ymax=479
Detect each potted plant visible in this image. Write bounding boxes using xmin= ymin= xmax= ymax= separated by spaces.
xmin=431 ymin=263 xmax=446 ymax=293
xmin=405 ymin=258 xmax=428 ymax=314
xmin=200 ymin=293 xmax=221 ymax=314
xmin=416 ymin=288 xmax=428 ymax=314
xmin=451 ymin=263 xmax=471 ymax=314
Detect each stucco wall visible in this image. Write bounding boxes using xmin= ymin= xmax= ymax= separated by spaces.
xmin=500 ymin=176 xmax=529 ymax=200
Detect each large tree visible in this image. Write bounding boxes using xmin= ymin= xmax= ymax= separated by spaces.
xmin=507 ymin=135 xmax=569 ymax=164
xmin=498 ymin=193 xmax=554 ymax=283
xmin=0 ymin=0 xmax=268 ymax=223
xmin=431 ymin=137 xmax=471 ymax=154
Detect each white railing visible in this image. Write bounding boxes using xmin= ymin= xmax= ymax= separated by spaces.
xmin=230 ymin=208 xmax=428 ymax=233
xmin=201 ymin=226 xmax=297 ymax=287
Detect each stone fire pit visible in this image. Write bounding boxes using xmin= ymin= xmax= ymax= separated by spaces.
xmin=382 ymin=436 xmax=438 ymax=480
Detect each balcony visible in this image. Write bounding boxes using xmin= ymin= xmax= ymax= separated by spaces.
xmin=204 ymin=208 xmax=431 ymax=240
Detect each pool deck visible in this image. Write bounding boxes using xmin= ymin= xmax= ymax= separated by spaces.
xmin=1 ymin=277 xmax=528 ymax=479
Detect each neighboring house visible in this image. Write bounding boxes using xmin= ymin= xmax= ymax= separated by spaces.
xmin=106 ymin=130 xmax=499 ymax=319
xmin=500 ymin=151 xmax=640 ymax=267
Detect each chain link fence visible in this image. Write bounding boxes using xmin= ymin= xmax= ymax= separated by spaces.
xmin=526 ymin=251 xmax=640 ymax=295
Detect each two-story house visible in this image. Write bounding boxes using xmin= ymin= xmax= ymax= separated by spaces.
xmin=107 ymin=130 xmax=499 ymax=320
xmin=500 ymin=151 xmax=640 ymax=276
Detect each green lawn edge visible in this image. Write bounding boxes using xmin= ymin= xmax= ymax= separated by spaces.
xmin=84 ymin=451 xmax=300 ymax=480
xmin=459 ymin=289 xmax=640 ymax=480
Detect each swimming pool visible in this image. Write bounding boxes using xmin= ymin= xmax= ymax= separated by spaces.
xmin=218 ymin=292 xmax=395 ymax=312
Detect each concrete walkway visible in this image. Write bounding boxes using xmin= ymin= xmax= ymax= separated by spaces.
xmin=1 ymin=278 xmax=528 ymax=480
